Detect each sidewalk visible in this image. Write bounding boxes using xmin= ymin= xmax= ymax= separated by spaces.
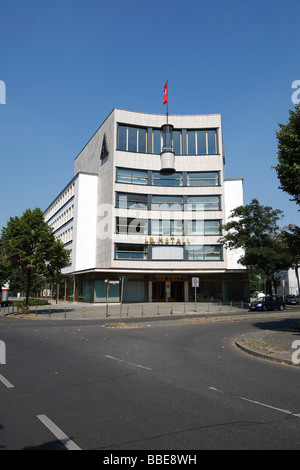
xmin=1 ymin=300 xmax=254 ymax=321
xmin=235 ymin=318 xmax=300 ymax=367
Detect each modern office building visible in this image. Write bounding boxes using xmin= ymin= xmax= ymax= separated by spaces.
xmin=43 ymin=109 xmax=248 ymax=303
xmin=275 ymin=268 xmax=300 ymax=297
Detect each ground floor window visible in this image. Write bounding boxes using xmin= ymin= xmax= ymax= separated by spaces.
xmin=188 ymin=280 xmax=222 ymax=302
xmin=54 ymin=273 xmax=248 ymax=303
xmin=123 ymin=281 xmax=148 ymax=302
xmin=94 ymin=280 xmax=120 ymax=302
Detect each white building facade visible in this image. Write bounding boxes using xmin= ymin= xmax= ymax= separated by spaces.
xmin=44 ymin=109 xmax=248 ymax=303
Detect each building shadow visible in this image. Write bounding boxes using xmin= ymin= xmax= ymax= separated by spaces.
xmin=252 ymin=317 xmax=300 ymax=334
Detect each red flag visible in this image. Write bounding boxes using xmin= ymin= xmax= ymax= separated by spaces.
xmin=163 ymin=81 xmax=168 ymax=104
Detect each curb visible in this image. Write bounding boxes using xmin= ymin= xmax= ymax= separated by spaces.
xmin=235 ymin=337 xmax=299 ymax=367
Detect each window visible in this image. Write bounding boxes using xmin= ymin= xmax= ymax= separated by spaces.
xmin=186 ymin=196 xmax=220 ymax=211
xmin=207 ymin=130 xmax=217 ymax=154
xmin=186 ymin=245 xmax=222 ymax=260
xmin=187 ymin=172 xmax=219 ymax=186
xmin=173 ymin=130 xmax=181 ymax=155
xmin=151 ymin=195 xmax=183 ymax=211
xmin=128 ymin=127 xmax=137 ymax=152
xmin=152 ymin=171 xmax=183 ymax=186
xmin=117 ymin=125 xmax=147 ymax=153
xmin=197 ymin=131 xmax=207 ymax=154
xmin=115 ymin=244 xmax=147 ymax=259
xmin=153 ymin=129 xmax=161 ymax=154
xmin=116 ymin=217 xmax=147 ymax=234
xmin=117 ymin=124 xmax=218 ymax=155
xmin=152 ymin=219 xmax=183 ymax=236
xmin=138 ymin=128 xmax=147 ymax=153
xmin=116 ymin=168 xmax=147 ymax=185
xmin=118 ymin=125 xmax=127 ymax=151
xmin=184 ymin=129 xmax=218 ymax=155
xmin=185 ymin=220 xmax=222 ymax=236
xmin=187 ymin=130 xmax=196 ymax=154
xmin=116 ymin=192 xmax=147 ymax=209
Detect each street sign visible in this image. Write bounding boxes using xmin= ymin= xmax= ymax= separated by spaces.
xmin=192 ymin=278 xmax=199 ymax=311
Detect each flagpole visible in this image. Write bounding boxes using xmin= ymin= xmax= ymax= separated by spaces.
xmin=166 ymin=80 xmax=168 ymax=124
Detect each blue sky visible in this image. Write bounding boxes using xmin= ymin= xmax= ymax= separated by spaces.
xmin=0 ymin=0 xmax=299 ymax=230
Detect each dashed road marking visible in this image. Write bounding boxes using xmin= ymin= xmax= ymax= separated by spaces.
xmin=0 ymin=373 xmax=14 ymax=388
xmin=209 ymin=386 xmax=300 ymax=419
xmin=105 ymin=354 xmax=152 ymax=370
xmin=37 ymin=414 xmax=81 ymax=450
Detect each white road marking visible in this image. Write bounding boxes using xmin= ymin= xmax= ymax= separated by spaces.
xmin=37 ymin=414 xmax=81 ymax=450
xmin=0 ymin=373 xmax=14 ymax=388
xmin=209 ymin=386 xmax=224 ymax=393
xmin=237 ymin=396 xmax=300 ymax=418
xmin=209 ymin=386 xmax=300 ymax=419
xmin=105 ymin=354 xmax=152 ymax=371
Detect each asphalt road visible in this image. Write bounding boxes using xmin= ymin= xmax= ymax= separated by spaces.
xmin=1 ymin=314 xmax=300 ymax=453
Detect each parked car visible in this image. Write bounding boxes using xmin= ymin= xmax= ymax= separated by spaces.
xmin=284 ymin=294 xmax=299 ymax=305
xmin=249 ymin=295 xmax=285 ymax=311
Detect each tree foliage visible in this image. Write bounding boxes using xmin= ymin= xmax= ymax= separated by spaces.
xmin=0 ymin=208 xmax=70 ymax=305
xmin=219 ymin=199 xmax=292 ymax=294
xmin=274 ymin=104 xmax=300 ymax=206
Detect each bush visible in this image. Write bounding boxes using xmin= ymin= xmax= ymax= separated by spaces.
xmin=11 ymin=299 xmax=50 ymax=307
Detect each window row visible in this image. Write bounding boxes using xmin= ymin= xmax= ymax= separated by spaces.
xmin=45 ymin=183 xmax=75 ymax=222
xmin=116 ymin=193 xmax=221 ymax=211
xmin=116 ymin=217 xmax=222 ymax=236
xmin=117 ymin=124 xmax=219 ymax=155
xmin=116 ymin=168 xmax=220 ymax=187
xmin=56 ymin=226 xmax=73 ymax=245
xmin=115 ymin=243 xmax=222 ymax=261
xmin=49 ymin=205 xmax=74 ymax=232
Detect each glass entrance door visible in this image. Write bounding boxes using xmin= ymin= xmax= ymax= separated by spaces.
xmin=170 ymin=282 xmax=184 ymax=302
xmin=152 ymin=281 xmax=184 ymax=302
xmin=152 ymin=281 xmax=165 ymax=301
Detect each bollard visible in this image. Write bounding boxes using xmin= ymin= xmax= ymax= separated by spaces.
xmin=141 ymin=306 xmax=143 ymax=317
xmin=64 ymin=307 xmax=66 ymax=318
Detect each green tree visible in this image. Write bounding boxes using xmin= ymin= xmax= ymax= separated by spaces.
xmin=0 ymin=208 xmax=70 ymax=307
xmin=274 ymin=104 xmax=300 ymax=206
xmin=218 ymin=199 xmax=291 ymax=294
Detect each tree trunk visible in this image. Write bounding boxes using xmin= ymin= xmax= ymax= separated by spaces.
xmin=266 ymin=278 xmax=272 ymax=295
xmin=295 ymin=264 xmax=300 ymax=296
xmin=25 ymin=268 xmax=31 ymax=307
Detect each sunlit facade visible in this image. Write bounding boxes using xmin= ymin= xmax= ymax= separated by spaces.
xmin=44 ymin=109 xmax=248 ymax=303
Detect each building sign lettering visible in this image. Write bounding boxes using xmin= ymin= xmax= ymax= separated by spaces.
xmin=154 ymin=275 xmax=182 ymax=281
xmin=145 ymin=236 xmax=190 ymax=245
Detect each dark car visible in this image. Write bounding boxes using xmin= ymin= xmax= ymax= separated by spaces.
xmin=249 ymin=295 xmax=285 ymax=311
xmin=284 ymin=295 xmax=299 ymax=305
